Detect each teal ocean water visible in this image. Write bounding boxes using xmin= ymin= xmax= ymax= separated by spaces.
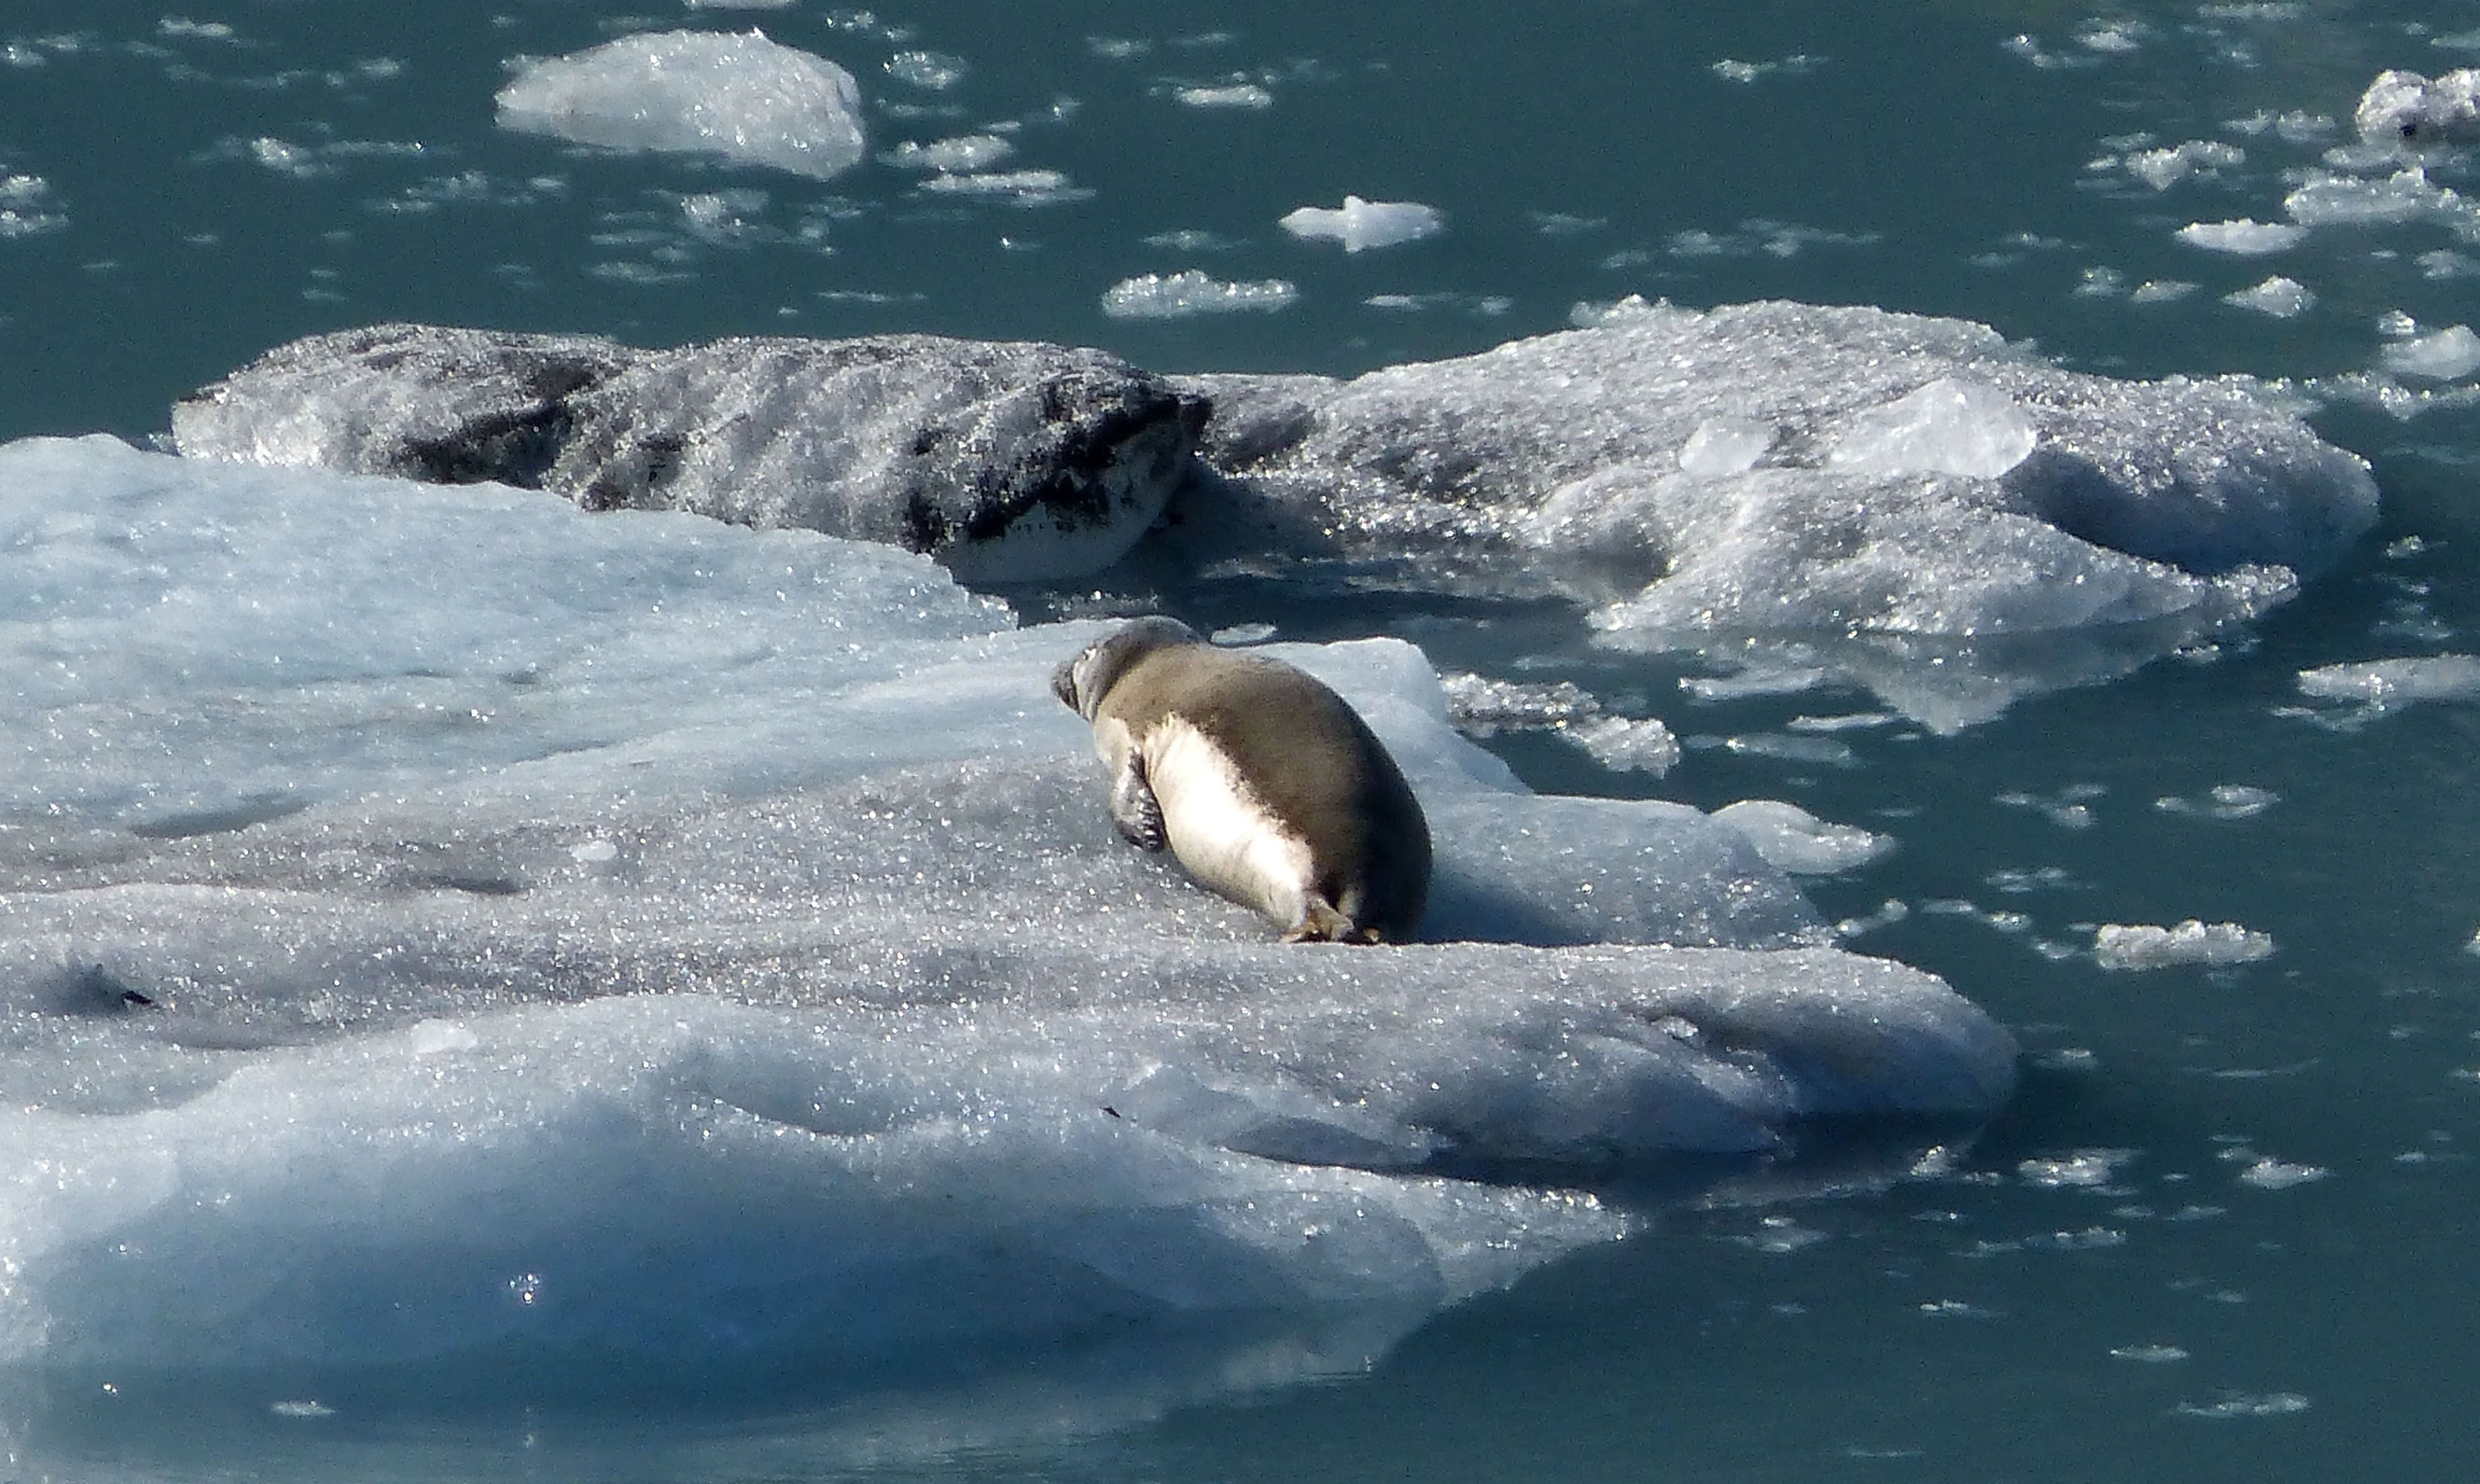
xmin=6 ymin=2 xmax=2480 ymax=1479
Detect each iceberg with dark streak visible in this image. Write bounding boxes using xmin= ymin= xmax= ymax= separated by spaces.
xmin=172 ymin=324 xmax=1208 ymax=583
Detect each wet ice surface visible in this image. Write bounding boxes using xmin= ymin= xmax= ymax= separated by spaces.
xmin=1175 ymin=298 xmax=2374 ymax=730
xmin=0 ymin=437 xmax=2013 ymax=1421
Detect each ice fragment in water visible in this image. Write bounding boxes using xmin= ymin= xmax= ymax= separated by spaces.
xmin=2121 ymin=139 xmax=2245 ymax=190
xmin=1826 ymin=378 xmax=2037 ymax=479
xmin=2284 ymin=167 xmax=2467 ymax=227
xmin=1712 ymin=801 xmax=1893 ymax=875
xmin=2354 ymin=68 xmax=2480 ymax=144
xmin=0 ymin=171 xmax=67 ymax=238
xmin=1279 ymin=195 xmax=1445 ymax=252
xmin=1564 ymin=715 xmax=1679 ymax=776
xmin=2174 ymin=218 xmax=2306 ymax=255
xmin=917 ymin=169 xmax=1089 ymax=205
xmin=2017 ymin=1149 xmax=2138 ymax=1187
xmin=882 ymin=134 xmax=1014 ymax=172
xmin=1103 ymin=271 xmax=1299 ymax=319
xmin=2092 ymin=920 xmax=2275 ymax=970
xmin=885 ymin=50 xmax=965 ymax=91
xmin=2296 ymin=654 xmax=2480 ymax=707
xmin=2379 ymin=325 xmax=2480 ymax=380
xmin=1177 ymin=83 xmax=1274 ymax=108
xmin=2174 ymin=1392 xmax=2311 ymax=1419
xmin=2235 ymin=1157 xmax=2329 ymax=1190
xmin=2224 ymin=276 xmax=2314 ymax=318
xmin=496 ymin=30 xmax=865 ymax=181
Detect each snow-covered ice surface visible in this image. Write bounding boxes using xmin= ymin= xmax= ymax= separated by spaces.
xmin=1173 ymin=299 xmax=2375 ymax=730
xmin=496 ymin=31 xmax=866 ymax=181
xmin=0 ymin=436 xmax=2014 ymax=1411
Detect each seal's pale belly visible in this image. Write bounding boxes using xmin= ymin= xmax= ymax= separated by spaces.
xmin=1142 ymin=718 xmax=1317 ymax=926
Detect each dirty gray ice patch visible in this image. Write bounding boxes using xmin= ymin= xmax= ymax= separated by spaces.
xmin=173 ymin=326 xmax=1210 ymax=583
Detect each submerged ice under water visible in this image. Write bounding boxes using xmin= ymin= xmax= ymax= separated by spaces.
xmin=6 ymin=1 xmax=2480 ymax=1480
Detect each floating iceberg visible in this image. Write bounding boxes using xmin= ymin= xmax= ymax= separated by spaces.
xmin=2092 ymin=920 xmax=2275 ymax=970
xmin=2354 ymin=68 xmax=2480 ymax=146
xmin=1278 ymin=195 xmax=1445 ymax=252
xmin=2379 ymin=325 xmax=2480 ymax=381
xmin=2174 ymin=218 xmax=2307 ymax=255
xmin=0 ymin=434 xmax=2016 ymax=1396
xmin=1102 ymin=270 xmax=1299 ymax=319
xmin=172 ymin=324 xmax=1208 ymax=583
xmin=496 ymin=29 xmax=866 ymax=181
xmin=169 ymin=301 xmax=2377 ymax=730
xmin=1172 ymin=299 xmax=2376 ymax=728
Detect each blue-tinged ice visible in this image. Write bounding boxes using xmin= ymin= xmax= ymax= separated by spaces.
xmin=0 ymin=436 xmax=2016 ymax=1388
xmin=496 ymin=30 xmax=867 ymax=181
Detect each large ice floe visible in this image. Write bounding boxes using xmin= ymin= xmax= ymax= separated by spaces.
xmin=1170 ymin=299 xmax=2377 ymax=728
xmin=495 ymin=29 xmax=867 ymax=181
xmin=0 ymin=434 xmax=2014 ymax=1416
xmin=172 ymin=324 xmax=1208 ymax=584
xmin=171 ymin=299 xmax=2375 ymax=730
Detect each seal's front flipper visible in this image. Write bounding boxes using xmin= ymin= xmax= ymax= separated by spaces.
xmin=1110 ymin=753 xmax=1167 ymax=851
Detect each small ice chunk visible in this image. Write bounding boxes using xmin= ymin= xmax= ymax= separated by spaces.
xmin=1209 ymin=622 xmax=1277 ymax=645
xmin=1566 ymin=715 xmax=1679 ymax=776
xmin=570 ymin=838 xmax=620 ymax=864
xmin=1439 ymin=674 xmax=1602 ymax=731
xmin=2224 ymin=276 xmax=2314 ymax=318
xmin=2154 ymin=784 xmax=2277 ymax=820
xmin=883 ymin=134 xmax=1014 ymax=173
xmin=1827 ymin=378 xmax=2037 ymax=479
xmin=1678 ymin=418 xmax=1776 ymax=477
xmin=2123 ymin=139 xmax=2245 ymax=190
xmin=2285 ymin=167 xmax=2466 ymax=227
xmin=2130 ymin=279 xmax=2198 ymax=304
xmin=496 ymin=31 xmax=866 ymax=181
xmin=2174 ymin=1392 xmax=2311 ymax=1419
xmin=2174 ymin=218 xmax=2306 ymax=255
xmin=1278 ymin=195 xmax=1445 ymax=253
xmin=1176 ymin=83 xmax=1273 ymax=109
xmin=2076 ymin=21 xmax=2146 ymax=53
xmin=1102 ymin=270 xmax=1298 ymax=319
xmin=885 ymin=50 xmax=965 ymax=91
xmin=268 ymin=1400 xmax=336 ymax=1419
xmin=2380 ymin=325 xmax=2480 ymax=381
xmin=1712 ymin=800 xmax=1892 ymax=875
xmin=2093 ymin=920 xmax=2275 ymax=970
xmin=2018 ymin=1149 xmax=2138 ymax=1187
xmin=2298 ymin=654 xmax=2480 ymax=705
xmin=918 ymin=169 xmax=1090 ymax=205
xmin=0 ymin=172 xmax=68 ymax=238
xmin=2236 ymin=1157 xmax=2329 ymax=1190
xmin=2111 ymin=1344 xmax=2190 ymax=1364
xmin=2355 ymin=68 xmax=2480 ymax=145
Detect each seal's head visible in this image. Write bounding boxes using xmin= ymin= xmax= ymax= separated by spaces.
xmin=1050 ymin=616 xmax=1203 ymax=720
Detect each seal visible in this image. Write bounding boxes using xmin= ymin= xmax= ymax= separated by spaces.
xmin=1051 ymin=618 xmax=1431 ymax=943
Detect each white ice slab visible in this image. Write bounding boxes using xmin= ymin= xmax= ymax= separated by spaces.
xmin=0 ymin=436 xmax=2016 ymax=1383
xmin=496 ymin=30 xmax=866 ymax=181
